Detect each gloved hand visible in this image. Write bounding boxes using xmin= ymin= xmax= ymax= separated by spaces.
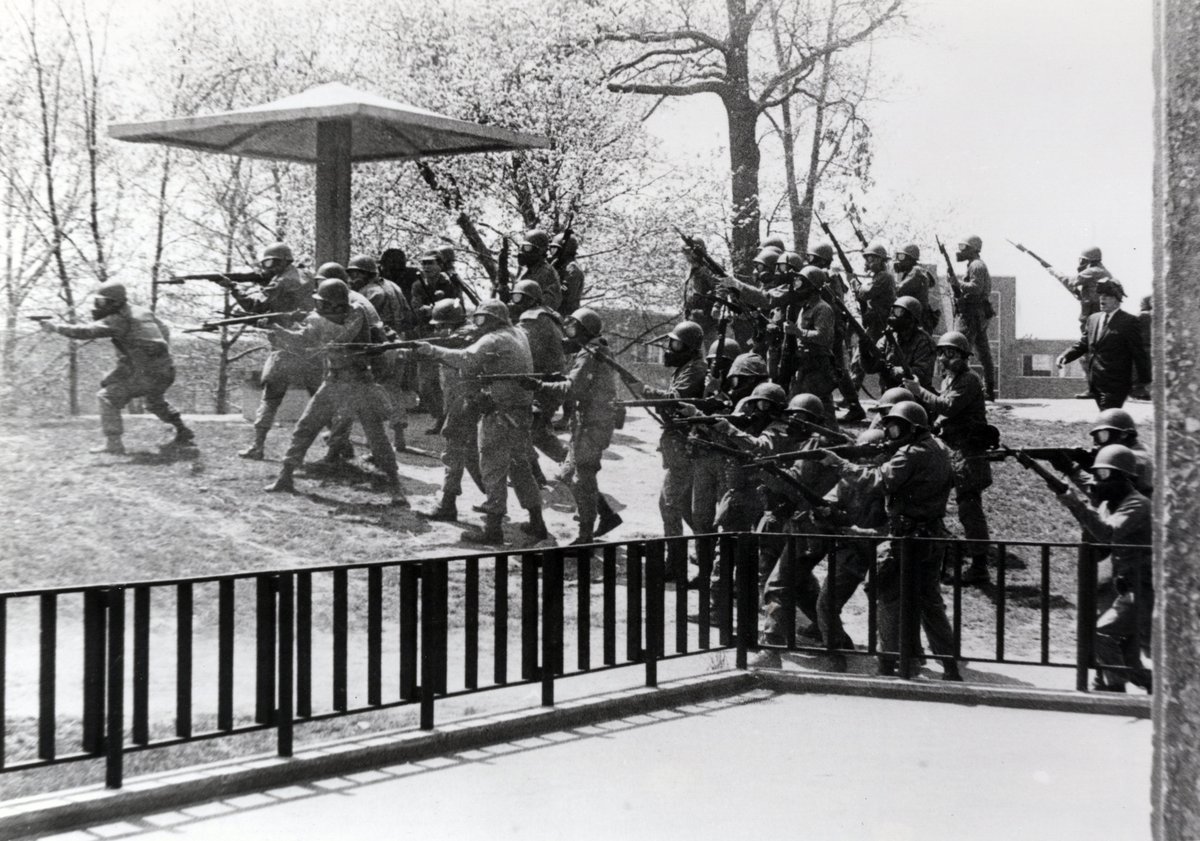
xmin=411 ymin=342 xmax=436 ymax=358
xmin=675 ymin=403 xmax=700 ymax=418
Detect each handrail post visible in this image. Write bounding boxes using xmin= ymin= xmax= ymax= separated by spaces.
xmin=736 ymin=534 xmax=756 ymax=669
xmin=277 ymin=573 xmax=294 ymax=758
xmin=419 ymin=562 xmax=437 ymax=730
xmin=645 ymin=543 xmax=663 ymax=688
xmin=542 ymin=550 xmax=562 ymax=706
xmin=105 ymin=587 xmax=125 ymax=790
xmin=1075 ymin=542 xmax=1098 ymax=691
xmin=897 ymin=537 xmax=916 ymax=680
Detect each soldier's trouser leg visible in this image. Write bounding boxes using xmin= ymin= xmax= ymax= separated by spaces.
xmin=352 ymin=382 xmax=399 ymax=477
xmin=691 ymin=453 xmax=724 ymax=536
xmin=254 ymin=379 xmax=291 ymax=433
xmin=1114 ymin=559 xmax=1154 ymax=654
xmin=658 ymin=436 xmax=694 ymax=537
xmin=326 ymin=413 xmax=356 ymax=457
xmin=97 ymin=378 xmax=134 ymax=438
xmin=142 ymin=388 xmax=185 ymax=430
xmin=955 ymin=313 xmax=996 ymax=392
xmin=530 ymin=411 xmax=568 ymax=463
xmin=833 ymin=333 xmax=863 ymax=408
xmin=418 ymin=362 xmax=443 ymax=417
xmin=479 ymin=408 xmax=540 ymax=517
xmin=878 ymin=541 xmax=955 ymax=662
xmin=955 ymin=487 xmax=990 ymax=559
xmin=761 ymin=535 xmax=822 ymax=637
xmin=709 ymin=488 xmax=763 ymax=590
xmin=1094 ymin=597 xmax=1150 ymax=689
xmin=816 ymin=541 xmax=875 ymax=649
xmin=282 ymin=382 xmax=340 ymax=468
xmin=569 ymin=426 xmax=613 ymax=539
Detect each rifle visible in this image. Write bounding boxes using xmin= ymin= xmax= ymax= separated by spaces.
xmin=576 ymin=341 xmax=643 ymax=390
xmin=750 ymin=441 xmax=890 ymax=464
xmin=26 ymin=314 xmax=54 ymax=322
xmin=681 ymin=413 xmax=756 ymax=430
xmin=693 ymin=291 xmax=768 ymax=324
xmin=985 ymin=446 xmax=1094 ymax=470
xmin=882 ymin=327 xmax=915 ymax=381
xmin=674 ymin=226 xmax=728 ymax=278
xmin=847 ymin=216 xmax=870 ymax=250
xmin=182 ymin=309 xmax=304 ymax=333
xmin=330 ymin=332 xmax=479 ymax=354
xmin=1006 ymin=239 xmax=1054 ymax=270
xmin=817 ymin=281 xmax=885 ymax=391
xmin=784 ymin=414 xmax=856 ymax=444
xmin=156 ymin=271 xmax=261 ymax=287
xmin=493 ymin=235 xmax=512 ymax=303
xmin=472 ymin=372 xmax=566 ymax=383
xmin=935 ymin=236 xmax=963 ymax=314
xmin=618 ymin=396 xmax=731 ymax=414
xmin=813 ymin=211 xmax=862 ymax=294
xmin=694 ymin=436 xmax=831 ymax=511
xmin=1004 ymin=446 xmax=1070 ymax=495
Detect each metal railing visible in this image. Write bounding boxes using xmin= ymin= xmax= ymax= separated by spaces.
xmin=0 ymin=531 xmax=1141 ymax=790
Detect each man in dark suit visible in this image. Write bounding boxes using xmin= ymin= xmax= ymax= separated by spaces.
xmin=1057 ymin=280 xmax=1151 ymax=409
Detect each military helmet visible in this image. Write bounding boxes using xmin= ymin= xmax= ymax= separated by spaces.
xmin=682 ymin=235 xmax=707 ymax=254
xmin=437 ymin=245 xmax=456 ymax=267
xmin=429 ymin=299 xmax=466 ymax=326
xmin=511 ymin=279 xmax=544 ymax=304
xmin=786 ymin=392 xmax=825 ymax=419
xmin=313 ymin=278 xmax=350 ymax=308
xmin=550 ymin=231 xmax=579 ymax=261
xmin=893 ymin=295 xmax=923 ymax=319
xmin=567 ymin=307 xmax=602 ymax=339
xmin=749 ymin=382 xmax=787 ymax=408
xmin=663 ymin=320 xmax=704 ymax=352
xmin=807 ymin=243 xmax=834 ymax=262
xmin=864 ymin=241 xmax=889 ymax=259
xmin=728 ymin=352 xmax=769 ymax=379
xmin=1080 ymin=246 xmax=1103 ymax=262
xmin=884 ymin=400 xmax=929 ymax=430
xmin=258 ymin=242 xmax=294 ymax=264
xmin=797 ymin=265 xmax=827 ymax=288
xmin=1096 ymin=278 xmax=1126 ymax=299
xmin=856 ymin=427 xmax=887 ymax=446
xmin=872 ymin=386 xmax=915 ymax=414
xmin=706 ymin=337 xmax=742 ymax=361
xmin=763 ymin=234 xmax=788 ymax=252
xmin=754 ymin=247 xmax=782 ymax=267
xmin=1091 ymin=408 xmax=1137 ymax=434
xmin=779 ymin=251 xmax=806 ymax=273
xmin=316 ymin=262 xmax=349 ymax=281
xmin=897 ymin=244 xmax=921 ymax=261
xmin=347 ymin=254 xmax=378 ymax=276
xmin=419 ymin=250 xmax=440 ymax=265
xmin=1089 ymin=444 xmax=1138 ymax=477
xmin=475 ymin=298 xmax=511 ymax=324
xmin=958 ymin=235 xmax=983 ymax=252
xmin=95 ymin=281 xmax=127 ymax=304
xmin=522 ymin=230 xmax=550 ymax=254
xmin=936 ymin=330 xmax=972 ymax=357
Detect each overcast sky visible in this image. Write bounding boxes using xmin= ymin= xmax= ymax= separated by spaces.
xmin=645 ymin=0 xmax=1154 ymax=339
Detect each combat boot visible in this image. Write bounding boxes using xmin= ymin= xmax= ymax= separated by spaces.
xmin=962 ymin=557 xmax=991 ymax=587
xmin=464 ymin=514 xmax=506 ymax=545
xmin=521 ymin=508 xmax=549 ymax=540
xmin=239 ymin=429 xmax=268 ymax=460
xmin=90 ymin=436 xmax=125 ymax=455
xmin=425 ymin=495 xmax=458 ymax=522
xmin=392 ymin=423 xmax=407 ymax=453
xmin=265 ymin=464 xmax=296 ymax=493
xmin=172 ymin=425 xmax=196 ymax=447
xmin=838 ymin=404 xmax=867 ymax=424
xmin=595 ymin=497 xmax=623 ymax=537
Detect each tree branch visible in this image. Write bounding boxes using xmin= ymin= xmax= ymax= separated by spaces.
xmin=607 ymin=79 xmax=727 ymax=97
xmin=598 ymin=28 xmax=727 ymax=54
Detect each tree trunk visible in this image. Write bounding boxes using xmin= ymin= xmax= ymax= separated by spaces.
xmin=797 ymin=17 xmax=837 ymax=257
xmin=725 ymin=96 xmax=762 ymax=278
xmin=149 ymin=151 xmax=172 ymax=312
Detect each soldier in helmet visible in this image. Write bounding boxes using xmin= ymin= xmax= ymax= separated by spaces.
xmin=903 ymin=330 xmax=993 ymax=585
xmin=863 ymin=296 xmax=936 ymax=391
xmin=222 ymin=242 xmax=322 ymax=460
xmin=824 ymin=401 xmax=962 ymax=680
xmin=1056 ymin=279 xmax=1150 ymax=410
xmin=549 ymin=231 xmax=585 ymax=317
xmin=411 ymin=300 xmax=546 ymax=545
xmin=953 ymin=235 xmax=997 ymax=401
xmin=849 ymin=241 xmax=897 ymax=404
xmin=347 ymin=254 xmax=416 ymax=450
xmin=1041 ymin=444 xmax=1153 ymax=692
xmin=703 ymin=337 xmax=742 ymax=397
xmin=710 ymin=351 xmax=772 ymax=534
xmin=1043 ymin=246 xmax=1111 ymax=330
xmin=39 ymin=282 xmax=196 ymax=454
xmin=783 ymin=263 xmax=839 ymax=427
xmin=509 ymin=279 xmax=568 ymax=479
xmin=867 ymin=385 xmax=916 ymax=429
xmin=893 ymin=244 xmax=939 ymax=331
xmin=534 ymin=308 xmax=624 ymax=543
xmin=807 ymin=241 xmax=867 ymax=423
xmin=516 ymin=230 xmax=562 ymax=313
xmin=264 ymin=277 xmax=408 ymax=505
xmin=636 ymin=320 xmax=709 ymax=538
xmin=379 ymin=247 xmax=423 ymax=304
xmin=410 ymin=251 xmax=461 ymax=424
xmin=681 ymin=235 xmax=723 ymax=343
xmin=423 ymin=299 xmax=486 ymax=522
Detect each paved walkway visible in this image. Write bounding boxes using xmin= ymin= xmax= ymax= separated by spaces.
xmin=38 ymin=690 xmax=1150 ymax=841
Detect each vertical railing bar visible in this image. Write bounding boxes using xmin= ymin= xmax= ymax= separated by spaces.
xmin=670 ymin=539 xmax=687 ymax=654
xmin=419 ymin=562 xmax=436 ymax=729
xmin=736 ymin=535 xmax=754 ymax=669
xmin=277 ymin=573 xmax=294 ymax=758
xmin=576 ymin=547 xmax=591 ymax=671
xmin=541 ymin=552 xmax=557 ymax=706
xmin=782 ymin=535 xmax=797 ymax=649
xmin=602 ymin=545 xmax=616 ymax=665
xmin=1075 ymin=543 xmax=1097 ymax=692
xmin=718 ymin=535 xmax=735 ymax=646
xmin=493 ymin=555 xmax=509 ymax=686
xmin=465 ymin=557 xmax=479 ymax=690
xmin=333 ymin=569 xmax=348 ymax=712
xmin=897 ymin=538 xmax=914 ymax=680
xmin=0 ymin=598 xmax=7 ymax=768
xmin=368 ymin=567 xmax=383 ymax=706
xmin=521 ymin=555 xmax=539 ymax=680
xmin=645 ymin=543 xmax=662 ymax=687
xmin=38 ymin=593 xmax=56 ymax=761
xmin=104 ymin=587 xmax=125 ymax=789
xmin=217 ymin=580 xmax=234 ymax=731
xmin=995 ymin=542 xmax=1007 ymax=662
xmin=436 ymin=563 xmax=450 ymax=694
xmin=175 ymin=583 xmax=192 ymax=740
xmin=297 ymin=573 xmax=312 ymax=718
xmin=132 ymin=586 xmax=150 ymax=746
xmin=626 ymin=543 xmax=643 ymax=663
xmin=952 ymin=541 xmax=964 ymax=660
xmin=82 ymin=590 xmax=105 ymax=755
xmin=825 ymin=540 xmax=839 ymax=654
xmin=697 ymin=537 xmax=712 ymax=649
xmin=399 ymin=565 xmax=418 ymax=701
xmin=866 ymin=542 xmax=878 ymax=656
xmin=1040 ymin=545 xmax=1052 ymax=665
xmin=255 ymin=576 xmax=277 ymax=725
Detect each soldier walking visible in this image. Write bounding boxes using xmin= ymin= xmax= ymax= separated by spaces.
xmin=952 ymin=235 xmax=997 ymax=401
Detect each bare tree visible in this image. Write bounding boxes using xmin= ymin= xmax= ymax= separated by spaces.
xmin=600 ymin=0 xmax=903 ymax=274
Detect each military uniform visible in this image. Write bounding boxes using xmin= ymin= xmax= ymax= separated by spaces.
xmin=539 ymin=340 xmax=621 ymax=541
xmin=1051 ymin=264 xmax=1111 ymax=328
xmin=954 ymin=258 xmax=996 ymax=396
xmin=869 ymin=326 xmax=936 ymax=391
xmin=51 ymin=303 xmax=191 ymax=446
xmin=642 ymin=357 xmax=708 ymax=537
xmin=411 ymin=270 xmax=464 ymax=419
xmin=516 ymin=261 xmax=562 ymax=314
xmin=435 ymin=350 xmax=485 ymax=510
xmin=788 ymin=296 xmax=838 ymax=425
xmin=558 ymin=261 xmax=585 ymax=317
xmin=517 ymin=305 xmax=568 ymax=465
xmin=359 ymin=275 xmax=416 ymax=442
xmin=229 ymin=266 xmax=323 ymax=440
xmin=851 ymin=268 xmax=896 ymax=386
xmin=895 ymin=265 xmax=939 ymax=332
xmin=684 ymin=264 xmax=723 ymax=343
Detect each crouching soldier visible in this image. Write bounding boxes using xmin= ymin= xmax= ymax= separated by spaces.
xmin=534 ymin=307 xmax=623 ymax=544
xmin=40 ymin=281 xmax=195 ymax=454
xmin=265 ymin=278 xmax=408 ymax=505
